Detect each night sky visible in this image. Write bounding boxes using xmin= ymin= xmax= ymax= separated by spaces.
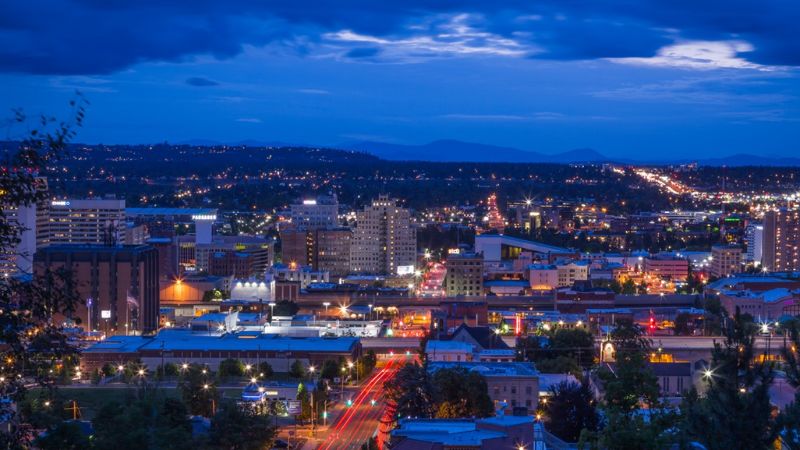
xmin=1 ymin=1 xmax=798 ymax=160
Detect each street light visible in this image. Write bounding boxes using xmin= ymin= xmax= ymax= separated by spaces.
xmin=323 ymin=302 xmax=330 ymax=316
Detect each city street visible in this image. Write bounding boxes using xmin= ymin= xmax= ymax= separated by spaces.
xmin=314 ymin=355 xmax=403 ymax=450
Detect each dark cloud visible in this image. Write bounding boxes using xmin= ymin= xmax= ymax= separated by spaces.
xmin=186 ymin=76 xmax=220 ymax=87
xmin=0 ymin=1 xmax=797 ymax=74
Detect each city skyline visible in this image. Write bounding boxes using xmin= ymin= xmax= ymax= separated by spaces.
xmin=1 ymin=1 xmax=799 ymax=160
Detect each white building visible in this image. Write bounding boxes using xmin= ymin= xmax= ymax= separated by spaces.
xmin=350 ymin=195 xmax=416 ymax=275
xmin=48 ymin=198 xmax=126 ymax=245
xmin=745 ymin=223 xmax=764 ymax=265
xmin=528 ymin=260 xmax=589 ymax=289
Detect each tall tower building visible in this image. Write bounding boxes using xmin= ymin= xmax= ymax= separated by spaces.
xmin=744 ymin=223 xmax=763 ymax=265
xmin=48 ymin=198 xmax=126 ymax=245
xmin=1 ymin=177 xmax=49 ymax=275
xmin=763 ymin=208 xmax=800 ymax=272
xmin=350 ymin=195 xmax=416 ymax=275
xmin=289 ymin=194 xmax=339 ymax=230
xmin=314 ymin=227 xmax=352 ymax=278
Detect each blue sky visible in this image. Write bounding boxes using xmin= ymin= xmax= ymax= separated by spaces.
xmin=1 ymin=1 xmax=798 ymax=160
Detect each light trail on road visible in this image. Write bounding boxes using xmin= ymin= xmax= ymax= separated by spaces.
xmin=318 ymin=356 xmax=404 ymax=450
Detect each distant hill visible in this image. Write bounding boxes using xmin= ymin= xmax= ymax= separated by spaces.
xmin=343 ymin=139 xmax=611 ymax=163
xmin=690 ymin=153 xmax=800 ymax=167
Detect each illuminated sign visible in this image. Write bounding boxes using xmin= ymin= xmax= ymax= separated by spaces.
xmin=50 ymin=200 xmax=70 ymax=206
xmin=447 ymin=248 xmax=461 ymax=255
xmin=396 ymin=265 xmax=415 ymax=276
xmin=101 ymin=310 xmax=111 ymax=319
xmin=302 ymin=199 xmax=317 ymax=205
xmin=191 ymin=214 xmax=217 ymax=221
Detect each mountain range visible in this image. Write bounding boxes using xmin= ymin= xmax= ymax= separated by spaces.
xmin=167 ymin=138 xmax=800 ymax=166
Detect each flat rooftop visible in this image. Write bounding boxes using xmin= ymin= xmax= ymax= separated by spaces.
xmin=427 ymin=361 xmax=538 ymax=377
xmin=84 ymin=329 xmax=359 ymax=354
xmin=126 ymin=208 xmax=217 ymax=216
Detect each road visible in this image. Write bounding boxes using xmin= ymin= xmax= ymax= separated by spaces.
xmin=317 ymin=355 xmax=403 ymax=450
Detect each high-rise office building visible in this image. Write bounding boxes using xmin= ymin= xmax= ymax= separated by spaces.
xmin=279 ymin=228 xmax=312 ymax=266
xmin=350 ymin=195 xmax=416 ymax=275
xmin=444 ymin=252 xmax=483 ymax=297
xmin=34 ymin=244 xmax=160 ymax=334
xmin=314 ymin=227 xmax=352 ymax=278
xmin=710 ymin=245 xmax=742 ymax=278
xmin=48 ymin=198 xmax=126 ymax=245
xmin=763 ymin=208 xmax=800 ymax=272
xmin=289 ymin=194 xmax=339 ymax=230
xmin=745 ymin=223 xmax=764 ymax=264
xmin=0 ymin=177 xmax=49 ymax=275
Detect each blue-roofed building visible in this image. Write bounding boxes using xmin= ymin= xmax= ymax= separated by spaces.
xmin=81 ymin=328 xmax=361 ymax=374
xmin=389 ymin=415 xmax=540 ymax=450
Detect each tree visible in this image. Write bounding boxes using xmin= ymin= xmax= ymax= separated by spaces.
xmin=207 ymin=401 xmax=276 ymax=450
xmin=289 ymin=360 xmax=305 ymax=379
xmin=682 ymin=309 xmax=778 ymax=450
xmin=152 ymin=398 xmax=194 ymax=450
xmin=178 ymin=364 xmax=219 ymax=417
xmin=320 ymin=360 xmax=340 ymax=381
xmin=543 ymin=380 xmax=599 ymax=442
xmin=549 ymin=328 xmax=594 ymax=369
xmin=580 ymin=409 xmax=679 ymax=450
xmin=583 ymin=320 xmax=678 ymax=450
xmin=0 ymin=99 xmax=88 ymax=445
xmin=297 ymin=383 xmax=313 ymax=422
xmin=430 ymin=367 xmax=493 ymax=418
xmin=780 ymin=318 xmax=800 ymax=448
xmin=92 ymin=400 xmax=151 ymax=450
xmin=257 ymin=361 xmax=274 ymax=379
xmin=358 ymin=350 xmax=377 ymax=379
xmin=156 ymin=362 xmax=179 ymax=379
xmin=34 ymin=421 xmax=91 ymax=450
xmin=384 ymin=363 xmax=435 ymax=421
xmin=620 ymin=278 xmax=637 ymax=294
xmin=777 ymin=392 xmax=800 ymax=449
xmin=218 ymin=358 xmax=244 ymax=380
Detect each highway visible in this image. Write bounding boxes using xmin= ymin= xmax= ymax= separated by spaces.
xmin=317 ymin=355 xmax=403 ymax=450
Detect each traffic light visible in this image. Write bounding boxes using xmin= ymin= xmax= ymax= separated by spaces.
xmin=346 ymin=399 xmax=353 ymax=407
xmin=370 ymin=399 xmax=376 ymax=407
